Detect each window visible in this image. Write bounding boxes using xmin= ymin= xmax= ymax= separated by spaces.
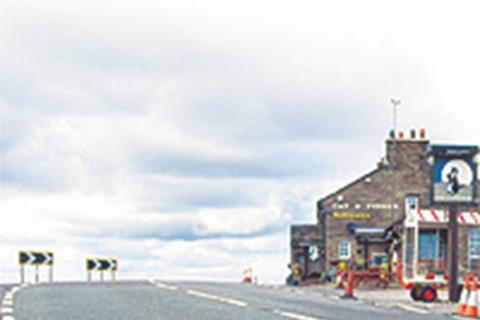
xmin=371 ymin=253 xmax=388 ymax=267
xmin=469 ymin=229 xmax=480 ymax=259
xmin=338 ymin=240 xmax=351 ymax=259
xmin=418 ymin=230 xmax=438 ymax=260
xmin=308 ymin=246 xmax=319 ymax=262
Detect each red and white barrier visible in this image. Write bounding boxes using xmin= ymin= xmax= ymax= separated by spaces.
xmin=416 ymin=209 xmax=480 ymax=225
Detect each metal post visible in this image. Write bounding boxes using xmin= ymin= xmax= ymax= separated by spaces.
xmin=87 ymin=271 xmax=92 ymax=282
xmin=49 ymin=265 xmax=53 ymax=283
xmin=100 ymin=272 xmax=104 ymax=282
xmin=111 ymin=271 xmax=116 ymax=282
xmin=363 ymin=241 xmax=369 ymax=269
xmin=35 ymin=265 xmax=40 ymax=283
xmin=448 ymin=205 xmax=459 ymax=302
xmin=20 ymin=266 xmax=25 ymax=284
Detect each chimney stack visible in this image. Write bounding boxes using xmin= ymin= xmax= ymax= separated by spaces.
xmin=387 ymin=128 xmax=427 ymax=141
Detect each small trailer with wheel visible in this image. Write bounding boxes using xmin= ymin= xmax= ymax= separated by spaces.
xmin=400 ymin=200 xmax=480 ymax=302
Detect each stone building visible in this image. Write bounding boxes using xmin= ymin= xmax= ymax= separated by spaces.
xmin=291 ymin=129 xmax=480 ymax=282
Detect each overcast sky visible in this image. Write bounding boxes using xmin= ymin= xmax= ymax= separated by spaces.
xmin=1 ymin=0 xmax=480 ymax=283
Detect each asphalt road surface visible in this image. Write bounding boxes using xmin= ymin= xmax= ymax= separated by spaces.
xmin=2 ymin=281 xmax=452 ymax=320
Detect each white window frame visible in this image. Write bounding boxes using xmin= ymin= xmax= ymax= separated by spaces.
xmin=338 ymin=240 xmax=351 ymax=260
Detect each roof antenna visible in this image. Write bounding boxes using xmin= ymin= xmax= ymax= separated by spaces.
xmin=390 ymin=98 xmax=401 ymax=138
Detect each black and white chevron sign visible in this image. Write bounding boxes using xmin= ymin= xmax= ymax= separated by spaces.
xmin=86 ymin=258 xmax=118 ymax=271
xmin=19 ymin=251 xmax=54 ymax=266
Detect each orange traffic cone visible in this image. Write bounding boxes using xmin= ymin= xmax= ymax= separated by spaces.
xmin=341 ymin=270 xmax=355 ymax=299
xmin=457 ymin=275 xmax=471 ymax=315
xmin=465 ymin=276 xmax=478 ymax=317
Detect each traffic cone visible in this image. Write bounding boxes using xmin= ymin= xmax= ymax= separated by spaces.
xmin=464 ymin=276 xmax=478 ymax=317
xmin=341 ymin=270 xmax=355 ymax=299
xmin=242 ymin=267 xmax=252 ymax=283
xmin=336 ymin=271 xmax=344 ymax=289
xmin=457 ymin=275 xmax=471 ymax=315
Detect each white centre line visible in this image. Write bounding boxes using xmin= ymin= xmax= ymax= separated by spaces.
xmin=186 ymin=290 xmax=247 ymax=307
xmin=154 ymin=282 xmax=178 ymax=291
xmin=274 ymin=310 xmax=325 ymax=320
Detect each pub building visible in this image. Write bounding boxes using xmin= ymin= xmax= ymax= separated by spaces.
xmin=290 ymin=129 xmax=480 ymax=284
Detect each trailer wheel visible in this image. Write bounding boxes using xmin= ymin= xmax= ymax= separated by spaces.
xmin=410 ymin=285 xmax=422 ymax=301
xmin=420 ymin=286 xmax=437 ymax=303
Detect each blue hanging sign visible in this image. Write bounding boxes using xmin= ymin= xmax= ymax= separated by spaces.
xmin=430 ymin=145 xmax=478 ymax=204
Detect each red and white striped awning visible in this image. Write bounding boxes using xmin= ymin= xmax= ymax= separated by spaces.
xmin=416 ymin=209 xmax=480 ymax=225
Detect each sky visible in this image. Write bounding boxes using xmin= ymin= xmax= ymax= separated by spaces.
xmin=2 ymin=0 xmax=480 ymax=284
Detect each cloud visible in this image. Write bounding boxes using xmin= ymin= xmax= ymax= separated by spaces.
xmin=2 ymin=0 xmax=480 ymax=283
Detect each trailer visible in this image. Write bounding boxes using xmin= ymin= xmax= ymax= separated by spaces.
xmin=401 ymin=197 xmax=480 ymax=302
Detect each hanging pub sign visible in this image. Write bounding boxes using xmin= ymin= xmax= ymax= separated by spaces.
xmin=430 ymin=145 xmax=478 ymax=204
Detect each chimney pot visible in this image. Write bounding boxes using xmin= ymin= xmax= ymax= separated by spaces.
xmin=378 ymin=157 xmax=385 ymax=168
xmin=398 ymin=131 xmax=404 ymax=139
xmin=420 ymin=128 xmax=426 ymax=139
xmin=389 ymin=130 xmax=395 ymax=139
xmin=410 ymin=129 xmax=416 ymax=139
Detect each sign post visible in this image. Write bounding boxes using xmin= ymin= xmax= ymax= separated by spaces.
xmin=20 ymin=265 xmax=25 ymax=284
xmin=430 ymin=145 xmax=478 ymax=302
xmin=86 ymin=258 xmax=118 ymax=282
xmin=448 ymin=205 xmax=459 ymax=302
xmin=18 ymin=251 xmax=54 ymax=284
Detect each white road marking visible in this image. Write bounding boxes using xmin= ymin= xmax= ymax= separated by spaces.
xmin=396 ymin=304 xmax=429 ymax=314
xmin=8 ymin=288 xmax=19 ymax=295
xmin=1 ymin=306 xmax=13 ymax=314
xmin=2 ymin=299 xmax=12 ymax=306
xmin=186 ymin=290 xmax=247 ymax=307
xmin=154 ymin=282 xmax=178 ymax=291
xmin=0 ymin=284 xmax=29 ymax=320
xmin=274 ymin=310 xmax=324 ymax=320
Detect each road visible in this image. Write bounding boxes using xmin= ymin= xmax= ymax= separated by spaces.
xmin=0 ymin=281 xmax=452 ymax=320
